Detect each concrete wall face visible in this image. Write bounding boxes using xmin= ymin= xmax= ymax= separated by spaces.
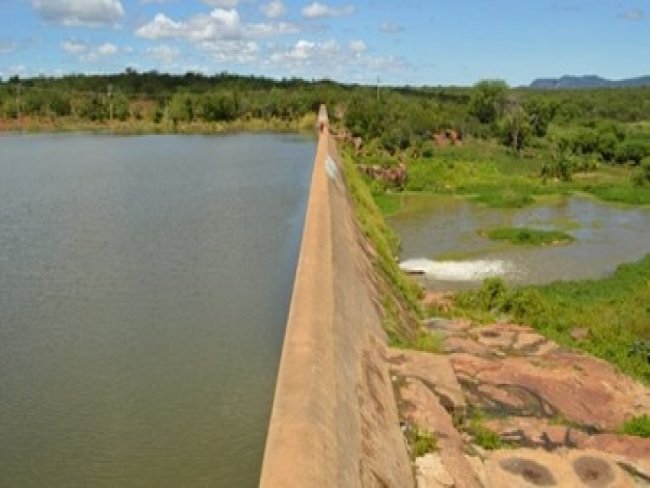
xmin=260 ymin=116 xmax=413 ymax=487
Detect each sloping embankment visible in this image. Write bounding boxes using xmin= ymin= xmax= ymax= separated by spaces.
xmin=260 ymin=111 xmax=413 ymax=487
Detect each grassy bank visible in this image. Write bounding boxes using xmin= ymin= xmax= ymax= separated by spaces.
xmin=340 ymin=148 xmax=439 ymax=348
xmin=447 ymin=256 xmax=650 ymax=383
xmin=482 ymin=227 xmax=574 ymax=246
xmin=0 ymin=113 xmax=317 ymax=136
xmin=357 ymin=138 xmax=650 ymax=212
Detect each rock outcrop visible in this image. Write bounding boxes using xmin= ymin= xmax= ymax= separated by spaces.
xmin=390 ymin=318 xmax=650 ymax=487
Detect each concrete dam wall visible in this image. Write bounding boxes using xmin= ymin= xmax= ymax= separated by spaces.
xmin=260 ymin=109 xmax=414 ymax=487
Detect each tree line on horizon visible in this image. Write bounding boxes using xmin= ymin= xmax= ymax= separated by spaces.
xmin=1 ymin=70 xmax=650 ymax=165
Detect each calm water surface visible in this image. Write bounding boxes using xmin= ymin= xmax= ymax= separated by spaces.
xmin=0 ymin=134 xmax=314 ymax=487
xmin=390 ymin=194 xmax=650 ymax=290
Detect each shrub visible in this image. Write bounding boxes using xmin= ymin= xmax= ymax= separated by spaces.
xmin=617 ymin=415 xmax=650 ymax=438
xmin=467 ymin=410 xmax=503 ymax=450
xmin=615 ymin=140 xmax=649 ymax=164
xmin=406 ymin=427 xmax=438 ymax=458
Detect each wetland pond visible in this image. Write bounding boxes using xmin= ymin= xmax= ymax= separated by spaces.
xmin=0 ymin=133 xmax=314 ymax=487
xmin=390 ymin=194 xmax=650 ymax=291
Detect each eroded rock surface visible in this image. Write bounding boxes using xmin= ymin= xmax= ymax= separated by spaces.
xmin=391 ymin=319 xmax=650 ymax=488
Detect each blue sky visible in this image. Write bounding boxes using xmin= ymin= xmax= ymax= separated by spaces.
xmin=0 ymin=0 xmax=648 ymax=86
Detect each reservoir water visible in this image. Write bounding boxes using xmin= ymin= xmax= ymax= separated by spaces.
xmin=0 ymin=134 xmax=314 ymax=487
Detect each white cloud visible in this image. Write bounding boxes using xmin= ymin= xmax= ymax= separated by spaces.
xmin=267 ymin=37 xmax=407 ymax=81
xmin=380 ymin=21 xmax=404 ymax=33
xmin=261 ymin=0 xmax=286 ymax=18
xmin=269 ymin=38 xmax=340 ymax=66
xmin=32 ymin=0 xmax=124 ymax=27
xmin=301 ymin=1 xmax=354 ymax=19
xmin=621 ymin=8 xmax=644 ymax=21
xmin=146 ymin=44 xmax=179 ymax=64
xmin=136 ymin=8 xmax=298 ymax=41
xmin=136 ymin=8 xmax=289 ymax=65
xmin=97 ymin=42 xmax=118 ymax=55
xmin=349 ymin=39 xmax=366 ymax=55
xmin=203 ymin=0 xmax=241 ymax=7
xmin=61 ymin=40 xmax=87 ymax=53
xmin=201 ymin=40 xmax=259 ymax=63
xmin=61 ymin=39 xmax=120 ymax=61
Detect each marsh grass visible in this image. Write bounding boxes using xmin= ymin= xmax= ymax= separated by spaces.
xmin=483 ymin=227 xmax=574 ymax=246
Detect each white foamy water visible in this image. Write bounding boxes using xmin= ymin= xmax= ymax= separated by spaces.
xmin=399 ymin=258 xmax=516 ymax=281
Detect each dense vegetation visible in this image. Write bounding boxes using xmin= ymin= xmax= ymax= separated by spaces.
xmin=3 ymin=71 xmax=650 ymax=197
xmin=3 ymin=70 xmax=649 ymax=382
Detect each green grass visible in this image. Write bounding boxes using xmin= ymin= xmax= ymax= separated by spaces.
xmin=583 ymin=185 xmax=650 ymax=205
xmin=342 ymin=149 xmax=423 ymax=346
xmin=372 ymin=192 xmax=401 ymax=215
xmin=376 ymin=138 xmax=648 ymax=211
xmin=406 ymin=427 xmax=438 ymax=458
xmin=483 ymin=227 xmax=574 ymax=246
xmin=467 ymin=410 xmax=503 ymax=450
xmin=452 ymin=255 xmax=650 ymax=383
xmin=617 ymin=414 xmax=650 ymax=438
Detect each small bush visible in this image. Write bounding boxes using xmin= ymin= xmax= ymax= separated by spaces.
xmin=413 ymin=330 xmax=444 ymax=353
xmin=467 ymin=410 xmax=503 ymax=450
xmin=617 ymin=415 xmax=650 ymax=438
xmin=406 ymin=427 xmax=438 ymax=458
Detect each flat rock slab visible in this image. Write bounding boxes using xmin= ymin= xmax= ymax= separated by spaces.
xmin=575 ymin=434 xmax=650 ymax=480
xmin=415 ymin=453 xmax=454 ymax=488
xmin=435 ymin=321 xmax=650 ymax=431
xmin=485 ymin=448 xmax=635 ymax=487
xmin=387 ymin=348 xmax=466 ymax=414
xmin=450 ymin=349 xmax=649 ymax=430
xmin=396 ymin=376 xmax=482 ymax=488
xmin=484 ymin=416 xmax=585 ymax=449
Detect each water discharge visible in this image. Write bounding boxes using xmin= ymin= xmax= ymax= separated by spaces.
xmin=400 ymin=258 xmax=516 ymax=281
xmin=389 ymin=194 xmax=650 ymax=290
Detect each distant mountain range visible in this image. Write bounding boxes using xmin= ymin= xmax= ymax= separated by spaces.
xmin=529 ymin=75 xmax=650 ymax=89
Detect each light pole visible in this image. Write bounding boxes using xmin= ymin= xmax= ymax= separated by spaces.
xmin=15 ymin=82 xmax=22 ymax=125
xmin=107 ymin=84 xmax=114 ymax=122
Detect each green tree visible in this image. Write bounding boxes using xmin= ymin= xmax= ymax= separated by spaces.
xmin=168 ymin=92 xmax=195 ymax=123
xmin=524 ymin=97 xmax=557 ymax=137
xmin=497 ymin=97 xmax=532 ymax=153
xmin=469 ymin=80 xmax=508 ymax=124
xmin=615 ymin=140 xmax=649 ymax=164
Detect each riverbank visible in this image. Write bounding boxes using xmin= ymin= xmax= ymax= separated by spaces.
xmin=340 ymin=138 xmax=650 ymax=487
xmin=0 ymin=114 xmax=317 ymax=136
xmin=346 ymin=136 xmax=650 ymax=214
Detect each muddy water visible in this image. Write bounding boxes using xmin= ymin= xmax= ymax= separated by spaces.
xmin=388 ymin=194 xmax=650 ymax=290
xmin=0 ymin=134 xmax=314 ymax=487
